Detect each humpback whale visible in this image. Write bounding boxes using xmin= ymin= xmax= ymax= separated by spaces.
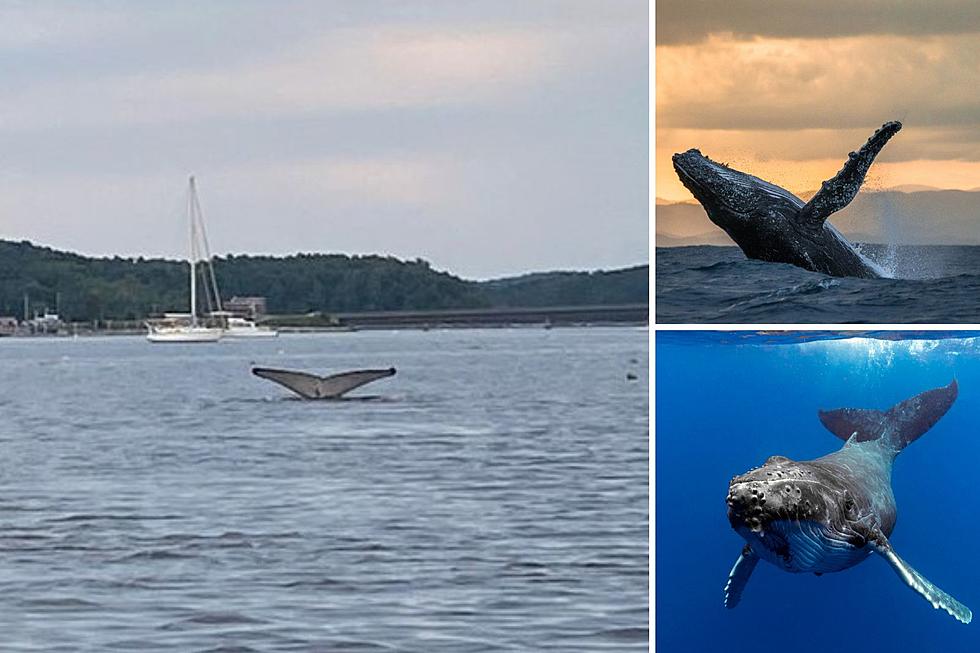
xmin=725 ymin=380 xmax=971 ymax=623
xmin=673 ymin=121 xmax=902 ymax=278
xmin=252 ymin=366 xmax=396 ymax=399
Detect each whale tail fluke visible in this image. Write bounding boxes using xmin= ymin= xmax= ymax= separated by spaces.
xmin=252 ymin=366 xmax=396 ymax=399
xmin=817 ymin=380 xmax=957 ymax=452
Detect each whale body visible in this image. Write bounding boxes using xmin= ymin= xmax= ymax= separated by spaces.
xmin=673 ymin=121 xmax=903 ymax=278
xmin=725 ymin=380 xmax=971 ymax=624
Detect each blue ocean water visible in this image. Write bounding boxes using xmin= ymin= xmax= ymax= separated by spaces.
xmin=656 ymin=331 xmax=980 ymax=653
xmin=0 ymin=328 xmax=648 ymax=651
xmin=656 ymin=245 xmax=980 ymax=323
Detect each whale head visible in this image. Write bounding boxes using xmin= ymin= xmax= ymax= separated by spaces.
xmin=727 ymin=456 xmax=831 ymax=534
xmin=671 ymin=149 xmax=802 ymax=234
xmin=726 ymin=455 xmax=870 ymax=572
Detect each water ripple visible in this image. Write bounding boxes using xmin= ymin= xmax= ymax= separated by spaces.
xmin=0 ymin=329 xmax=648 ymax=651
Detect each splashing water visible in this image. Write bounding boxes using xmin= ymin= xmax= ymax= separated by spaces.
xmin=877 ymin=191 xmax=902 ymax=276
xmin=853 ymin=243 xmax=894 ymax=279
xmin=857 ymin=192 xmax=953 ymax=279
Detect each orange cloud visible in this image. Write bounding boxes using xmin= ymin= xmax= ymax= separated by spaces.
xmin=656 ymin=32 xmax=980 ymax=199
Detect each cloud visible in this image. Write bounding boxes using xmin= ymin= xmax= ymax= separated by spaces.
xmin=0 ymin=153 xmax=455 ymax=261
xmin=658 ymin=125 xmax=980 ymax=164
xmin=212 ymin=155 xmax=455 ymax=208
xmin=657 ymin=0 xmax=980 ymax=44
xmin=0 ymin=24 xmax=595 ymax=132
xmin=0 ymin=3 xmax=648 ymax=278
xmin=0 ymin=4 xmax=128 ymax=51
xmin=656 ymin=28 xmax=980 ymax=199
xmin=655 ymin=9 xmax=980 ymax=201
xmin=657 ymin=33 xmax=980 ymax=131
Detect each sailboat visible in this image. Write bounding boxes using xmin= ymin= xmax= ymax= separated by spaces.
xmin=192 ymin=198 xmax=278 ymax=339
xmin=189 ymin=188 xmax=278 ymax=339
xmin=146 ymin=177 xmax=224 ymax=343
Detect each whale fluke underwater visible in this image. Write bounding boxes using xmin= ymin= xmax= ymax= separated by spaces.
xmin=673 ymin=121 xmax=902 ymax=278
xmin=725 ymin=380 xmax=971 ymax=624
xmin=252 ymin=366 xmax=396 ymax=399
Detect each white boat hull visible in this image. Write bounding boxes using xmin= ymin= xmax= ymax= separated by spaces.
xmin=146 ymin=326 xmax=223 ymax=343
xmin=223 ymin=328 xmax=278 ymax=339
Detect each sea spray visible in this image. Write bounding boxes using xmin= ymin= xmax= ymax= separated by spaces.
xmin=853 ymin=243 xmax=893 ymax=279
xmin=878 ymin=191 xmax=902 ymax=276
xmin=868 ymin=191 xmax=946 ymax=279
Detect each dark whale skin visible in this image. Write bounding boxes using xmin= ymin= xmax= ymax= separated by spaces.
xmin=672 ymin=121 xmax=902 ymax=279
xmin=722 ymin=380 xmax=972 ymax=624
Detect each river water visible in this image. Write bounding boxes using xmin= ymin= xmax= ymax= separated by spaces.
xmin=0 ymin=328 xmax=648 ymax=652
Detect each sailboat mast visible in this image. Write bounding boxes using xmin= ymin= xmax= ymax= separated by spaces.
xmin=189 ymin=176 xmax=198 ymax=326
xmin=190 ymin=184 xmax=223 ymax=313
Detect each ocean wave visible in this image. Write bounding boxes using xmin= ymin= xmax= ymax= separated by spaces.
xmin=657 ymin=245 xmax=980 ymax=322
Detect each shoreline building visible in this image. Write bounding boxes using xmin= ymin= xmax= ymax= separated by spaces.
xmin=225 ymin=296 xmax=267 ymax=319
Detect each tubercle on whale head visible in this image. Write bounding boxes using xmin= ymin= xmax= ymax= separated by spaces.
xmin=670 ymin=149 xmax=779 ymax=229
xmin=726 ymin=457 xmax=827 ymax=533
xmin=672 ymin=151 xmax=729 ymax=200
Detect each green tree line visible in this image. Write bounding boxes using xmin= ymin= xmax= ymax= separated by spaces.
xmin=0 ymin=240 xmax=648 ymax=322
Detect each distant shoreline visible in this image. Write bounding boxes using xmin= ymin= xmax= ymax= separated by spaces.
xmin=0 ymin=304 xmax=649 ymax=338
xmin=0 ymin=239 xmax=648 ymax=326
xmin=0 ymin=323 xmax=649 ymax=339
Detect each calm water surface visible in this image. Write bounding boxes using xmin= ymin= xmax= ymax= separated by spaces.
xmin=0 ymin=328 xmax=648 ymax=652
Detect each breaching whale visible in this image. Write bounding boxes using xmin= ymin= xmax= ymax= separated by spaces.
xmin=252 ymin=366 xmax=396 ymax=399
xmin=673 ymin=121 xmax=902 ymax=278
xmin=725 ymin=380 xmax=971 ymax=623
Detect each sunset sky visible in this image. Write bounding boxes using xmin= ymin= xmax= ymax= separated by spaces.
xmin=656 ymin=1 xmax=980 ymax=202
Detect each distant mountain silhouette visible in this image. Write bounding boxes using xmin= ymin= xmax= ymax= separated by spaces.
xmin=656 ymin=189 xmax=980 ymax=247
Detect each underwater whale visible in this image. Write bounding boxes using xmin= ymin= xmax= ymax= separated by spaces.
xmin=252 ymin=366 xmax=396 ymax=399
xmin=673 ymin=121 xmax=902 ymax=279
xmin=725 ymin=380 xmax=971 ymax=623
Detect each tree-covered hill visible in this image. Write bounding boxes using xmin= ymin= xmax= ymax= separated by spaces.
xmin=0 ymin=240 xmax=647 ymax=322
xmin=480 ymin=265 xmax=648 ymax=307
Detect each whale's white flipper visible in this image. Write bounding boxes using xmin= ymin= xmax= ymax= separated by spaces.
xmin=252 ymin=366 xmax=396 ymax=399
xmin=872 ymin=533 xmax=972 ymax=624
xmin=724 ymin=545 xmax=759 ymax=609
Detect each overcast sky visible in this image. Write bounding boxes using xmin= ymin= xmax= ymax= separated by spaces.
xmin=0 ymin=1 xmax=647 ymax=279
xmin=656 ymin=1 xmax=980 ymax=201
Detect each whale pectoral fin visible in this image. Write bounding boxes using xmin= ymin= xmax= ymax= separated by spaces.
xmin=871 ymin=533 xmax=972 ymax=624
xmin=797 ymin=121 xmax=902 ymax=227
xmin=724 ymin=545 xmax=758 ymax=609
